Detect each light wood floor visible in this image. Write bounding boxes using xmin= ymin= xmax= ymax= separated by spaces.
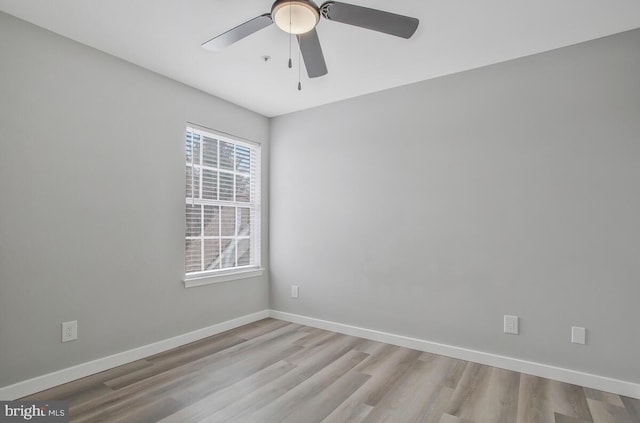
xmin=23 ymin=318 xmax=640 ymax=423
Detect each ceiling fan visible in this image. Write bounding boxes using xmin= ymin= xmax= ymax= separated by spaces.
xmin=202 ymin=0 xmax=419 ymax=78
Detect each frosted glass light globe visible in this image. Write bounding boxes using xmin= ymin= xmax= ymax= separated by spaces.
xmin=272 ymin=0 xmax=320 ymax=35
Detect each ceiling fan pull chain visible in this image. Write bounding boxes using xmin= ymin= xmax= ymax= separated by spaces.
xmin=298 ymin=41 xmax=302 ymax=91
xmin=288 ymin=1 xmax=292 ymax=69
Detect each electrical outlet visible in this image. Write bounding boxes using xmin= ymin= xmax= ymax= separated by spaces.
xmin=291 ymin=285 xmax=299 ymax=299
xmin=571 ymin=326 xmax=586 ymax=345
xmin=62 ymin=320 xmax=78 ymax=342
xmin=504 ymin=315 xmax=519 ymax=335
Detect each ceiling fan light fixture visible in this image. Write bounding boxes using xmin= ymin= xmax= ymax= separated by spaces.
xmin=272 ymin=0 xmax=319 ymax=35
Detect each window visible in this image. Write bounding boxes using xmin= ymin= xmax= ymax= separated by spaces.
xmin=184 ymin=125 xmax=261 ymax=284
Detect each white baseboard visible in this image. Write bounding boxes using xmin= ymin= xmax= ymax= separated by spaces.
xmin=0 ymin=310 xmax=270 ymax=400
xmin=269 ymin=310 xmax=640 ymax=399
xmin=3 ymin=309 xmax=637 ymax=400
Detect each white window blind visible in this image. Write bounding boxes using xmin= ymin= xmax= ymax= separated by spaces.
xmin=184 ymin=126 xmax=261 ymax=279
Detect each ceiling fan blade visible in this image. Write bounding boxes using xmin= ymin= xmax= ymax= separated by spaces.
xmin=297 ymin=28 xmax=328 ymax=78
xmin=202 ymin=14 xmax=273 ymax=51
xmin=320 ymin=1 xmax=419 ymax=39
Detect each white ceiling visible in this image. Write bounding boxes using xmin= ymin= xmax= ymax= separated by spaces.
xmin=2 ymin=1 xmax=640 ymax=117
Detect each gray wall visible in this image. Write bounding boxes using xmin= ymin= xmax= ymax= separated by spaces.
xmin=270 ymin=29 xmax=640 ymax=383
xmin=0 ymin=12 xmax=269 ymax=388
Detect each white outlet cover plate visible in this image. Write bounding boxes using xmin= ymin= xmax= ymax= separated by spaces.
xmin=62 ymin=320 xmax=78 ymax=342
xmin=291 ymin=285 xmax=299 ymax=299
xmin=572 ymin=326 xmax=586 ymax=344
xmin=504 ymin=315 xmax=519 ymax=335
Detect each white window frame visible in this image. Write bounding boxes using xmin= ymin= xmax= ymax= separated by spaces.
xmin=183 ymin=124 xmax=262 ymax=288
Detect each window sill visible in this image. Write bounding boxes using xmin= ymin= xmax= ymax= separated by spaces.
xmin=183 ymin=268 xmax=264 ymax=288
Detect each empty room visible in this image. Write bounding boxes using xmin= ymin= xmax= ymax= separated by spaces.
xmin=1 ymin=1 xmax=639 ymax=422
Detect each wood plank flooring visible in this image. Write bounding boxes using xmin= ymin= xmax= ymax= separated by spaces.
xmin=22 ymin=318 xmax=640 ymax=423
